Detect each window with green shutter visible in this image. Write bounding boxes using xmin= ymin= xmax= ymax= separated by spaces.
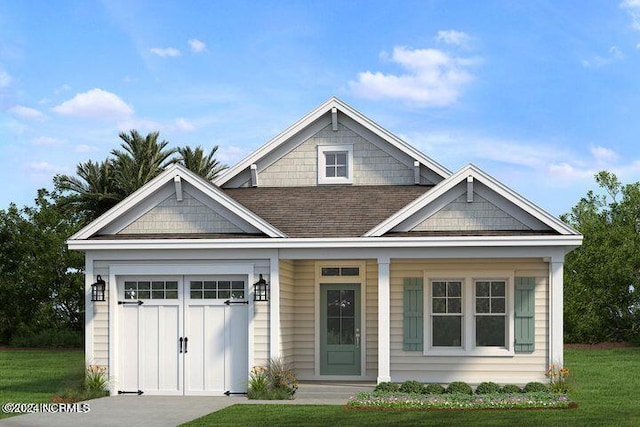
xmin=403 ymin=278 xmax=423 ymax=351
xmin=514 ymin=277 xmax=535 ymax=353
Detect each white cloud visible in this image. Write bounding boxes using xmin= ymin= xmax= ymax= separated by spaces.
xmin=216 ymin=145 xmax=246 ymax=164
xmin=582 ymin=46 xmax=624 ymax=67
xmin=8 ymin=105 xmax=46 ymax=120
xmin=25 ymin=161 xmax=62 ymax=173
xmin=436 ymin=30 xmax=471 ymax=48
xmin=188 ymin=39 xmax=206 ymax=53
xmin=621 ymin=0 xmax=640 ymax=31
xmin=0 ymin=68 xmax=11 ymax=88
xmin=590 ymin=145 xmax=619 ymax=164
xmin=75 ymin=144 xmax=99 ymax=153
xmin=54 ymin=84 xmax=72 ymax=95
xmin=33 ymin=136 xmax=64 ymax=146
xmin=175 ymin=118 xmax=196 ymax=132
xmin=150 ymin=47 xmax=181 ymax=57
xmin=350 ymin=46 xmax=475 ymax=107
xmin=52 ymin=88 xmax=134 ymax=120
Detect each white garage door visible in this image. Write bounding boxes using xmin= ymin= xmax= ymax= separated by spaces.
xmin=116 ymin=276 xmax=249 ymax=396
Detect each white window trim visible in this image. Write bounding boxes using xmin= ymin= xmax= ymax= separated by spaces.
xmin=317 ymin=144 xmax=353 ymax=185
xmin=424 ymin=272 xmax=515 ymax=357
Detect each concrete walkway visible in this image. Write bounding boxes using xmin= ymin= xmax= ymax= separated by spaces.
xmin=0 ymin=383 xmax=373 ymax=427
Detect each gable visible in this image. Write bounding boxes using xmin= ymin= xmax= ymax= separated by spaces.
xmin=366 ymin=164 xmax=579 ymax=237
xmin=69 ymin=164 xmax=285 ymax=240
xmin=404 ymin=184 xmax=539 ymax=233
xmin=216 ymin=97 xmax=450 ymax=189
xmin=117 ymin=188 xmax=246 ymax=235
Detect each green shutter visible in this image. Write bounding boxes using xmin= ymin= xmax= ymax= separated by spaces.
xmin=514 ymin=277 xmax=535 ymax=353
xmin=403 ymin=278 xmax=423 ymax=351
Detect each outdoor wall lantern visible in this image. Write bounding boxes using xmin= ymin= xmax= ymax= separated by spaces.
xmin=91 ymin=275 xmax=106 ymax=302
xmin=253 ymin=274 xmax=269 ymax=302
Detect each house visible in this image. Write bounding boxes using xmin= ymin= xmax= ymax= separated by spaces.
xmin=67 ymin=97 xmax=582 ymax=396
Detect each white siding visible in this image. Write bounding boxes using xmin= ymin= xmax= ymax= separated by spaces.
xmin=390 ymin=259 xmax=549 ymax=385
xmin=259 ymin=123 xmax=416 ymax=187
xmin=119 ymin=190 xmax=244 ymax=234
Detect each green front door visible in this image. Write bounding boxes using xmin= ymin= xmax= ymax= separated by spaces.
xmin=320 ymin=284 xmax=361 ymax=375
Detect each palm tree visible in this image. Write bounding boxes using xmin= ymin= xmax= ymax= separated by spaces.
xmin=111 ymin=130 xmax=177 ymax=197
xmin=174 ymin=145 xmax=227 ymax=181
xmin=54 ymin=159 xmax=120 ymax=222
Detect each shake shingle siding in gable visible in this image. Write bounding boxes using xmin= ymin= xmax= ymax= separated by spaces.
xmin=412 ymin=193 xmax=531 ymax=232
xmin=258 ymin=123 xmax=418 ymax=187
xmin=224 ymin=185 xmax=431 ymax=237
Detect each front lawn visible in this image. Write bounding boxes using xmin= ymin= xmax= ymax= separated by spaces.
xmin=0 ymin=349 xmax=84 ymax=419
xmin=183 ymin=347 xmax=640 ymax=426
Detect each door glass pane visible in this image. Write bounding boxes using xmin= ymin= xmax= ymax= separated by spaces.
xmin=218 ymin=281 xmax=231 ymax=290
xmin=166 ymin=281 xmax=178 ymax=290
xmin=322 ymin=267 xmax=340 ymax=276
xmin=165 ymin=290 xmax=178 ymax=299
xmin=327 ymin=290 xmax=341 ymax=316
xmin=191 ymin=281 xmax=203 ymax=290
xmin=151 ymin=291 xmax=164 ymax=299
xmin=138 ymin=290 xmax=150 ymax=299
xmin=138 ymin=281 xmax=150 ymax=290
xmin=476 ymin=316 xmax=505 ymax=346
xmin=231 ymin=290 xmax=245 ymax=299
xmin=341 ymin=290 xmax=355 ymax=316
xmin=432 ymin=316 xmax=462 ymax=346
xmin=152 ymin=281 xmax=164 ymax=290
xmin=203 ymin=281 xmax=216 ymax=290
xmin=190 ymin=291 xmax=202 ymax=299
xmin=340 ymin=267 xmax=360 ymax=276
xmin=218 ymin=290 xmax=230 ymax=299
xmin=327 ymin=318 xmax=341 ymax=344
xmin=341 ymin=318 xmax=355 ymax=344
xmin=203 ymin=291 xmax=216 ymax=299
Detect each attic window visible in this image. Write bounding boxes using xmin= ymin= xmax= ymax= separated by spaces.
xmin=318 ymin=144 xmax=353 ymax=184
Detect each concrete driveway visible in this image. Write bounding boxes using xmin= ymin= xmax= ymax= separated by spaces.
xmin=0 ymin=396 xmax=245 ymax=427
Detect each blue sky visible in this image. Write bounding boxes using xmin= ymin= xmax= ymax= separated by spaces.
xmin=2 ymin=1 xmax=640 ymax=216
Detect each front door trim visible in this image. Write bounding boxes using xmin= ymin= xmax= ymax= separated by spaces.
xmin=314 ymin=261 xmax=366 ymax=378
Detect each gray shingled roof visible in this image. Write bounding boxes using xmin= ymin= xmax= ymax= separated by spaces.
xmin=223 ymin=185 xmax=432 ymax=237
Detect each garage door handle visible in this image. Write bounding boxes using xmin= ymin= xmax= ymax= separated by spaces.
xmin=184 ymin=337 xmax=188 ymax=354
xmin=179 ymin=337 xmax=183 ymax=353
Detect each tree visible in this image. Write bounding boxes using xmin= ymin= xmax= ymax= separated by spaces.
xmin=562 ymin=171 xmax=640 ymax=343
xmin=174 ymin=145 xmax=227 ymax=181
xmin=111 ymin=130 xmax=176 ymax=197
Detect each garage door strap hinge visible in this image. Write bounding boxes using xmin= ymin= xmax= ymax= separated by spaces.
xmin=224 ymin=300 xmax=249 ymax=305
xmin=118 ymin=300 xmax=144 ymax=305
xmin=224 ymin=391 xmax=248 ymax=396
xmin=118 ymin=390 xmax=144 ymax=395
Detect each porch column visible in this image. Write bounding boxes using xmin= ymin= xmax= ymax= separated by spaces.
xmin=549 ymin=259 xmax=564 ymax=366
xmin=377 ymin=257 xmax=391 ymax=383
xmin=269 ymin=255 xmax=281 ymax=359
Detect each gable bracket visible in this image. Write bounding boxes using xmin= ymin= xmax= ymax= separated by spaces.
xmin=174 ymin=176 xmax=183 ymax=202
xmin=467 ymin=175 xmax=473 ymax=203
xmin=331 ymin=107 xmax=338 ymax=131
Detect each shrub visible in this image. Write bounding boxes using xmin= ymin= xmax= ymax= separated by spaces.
xmin=500 ymin=384 xmax=522 ymax=394
xmin=423 ymin=383 xmax=446 ymax=395
xmin=399 ymin=380 xmax=424 ymax=394
xmin=475 ymin=381 xmax=501 ymax=394
xmin=248 ymin=357 xmax=298 ymax=400
xmin=446 ymin=381 xmax=472 ymax=395
xmin=374 ymin=382 xmax=400 ymax=393
xmin=10 ymin=329 xmax=83 ymax=348
xmin=524 ymin=381 xmax=549 ymax=393
xmin=84 ymin=365 xmax=109 ymax=393
xmin=546 ymin=363 xmax=570 ymax=393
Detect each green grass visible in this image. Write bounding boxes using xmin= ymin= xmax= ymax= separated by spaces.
xmin=0 ymin=349 xmax=84 ymax=419
xmin=183 ymin=347 xmax=640 ymax=427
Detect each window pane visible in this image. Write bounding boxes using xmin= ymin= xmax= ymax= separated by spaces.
xmin=231 ymin=291 xmax=245 ymax=299
xmin=476 ymin=316 xmax=505 ymax=346
xmin=341 ymin=318 xmax=355 ymax=344
xmin=492 ymin=297 xmax=505 ymax=314
xmin=166 ymin=281 xmax=178 ymax=290
xmin=476 ymin=281 xmax=490 ymax=297
xmin=492 ymin=281 xmax=506 ymax=297
xmin=151 ymin=291 xmax=164 ymax=299
xmin=138 ymin=290 xmax=150 ymax=299
xmin=325 ymin=153 xmax=336 ymax=165
xmin=190 ymin=290 xmax=202 ymax=299
xmin=203 ymin=291 xmax=216 ymax=299
xmin=432 ymin=282 xmax=446 ymax=297
xmin=218 ymin=290 xmax=230 ymax=299
xmin=232 ymin=281 xmax=244 ymax=289
xmin=448 ymin=282 xmax=462 ymax=297
xmin=327 ymin=290 xmax=341 ymax=316
xmin=191 ymin=281 xmax=203 ymax=290
xmin=327 ymin=318 xmax=340 ymax=344
xmin=476 ymin=297 xmax=490 ymax=313
xmin=326 ymin=166 xmax=336 ymax=177
xmin=322 ymin=267 xmax=340 ymax=276
xmin=165 ymin=291 xmax=178 ymax=299
xmin=138 ymin=281 xmax=150 ymax=290
xmin=340 ymin=267 xmax=360 ymax=276
xmin=336 ymin=166 xmax=347 ymax=177
xmin=341 ymin=290 xmax=355 ymax=316
xmin=218 ymin=281 xmax=231 ymax=290
xmin=432 ymin=316 xmax=462 ymax=347
xmin=152 ymin=281 xmax=164 ymax=290
xmin=432 ymin=298 xmax=447 ymax=313
xmin=448 ymin=297 xmax=462 ymax=313
xmin=124 ymin=282 xmax=136 ymax=291
xmin=336 ymin=152 xmax=347 ymax=165
xmin=203 ymin=281 xmax=216 ymax=290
